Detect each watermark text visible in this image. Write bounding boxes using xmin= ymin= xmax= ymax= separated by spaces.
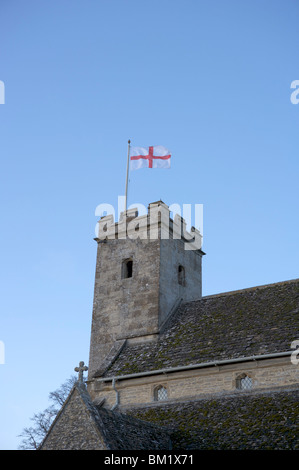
xmin=95 ymin=197 xmax=203 ymax=251
xmin=0 ymin=81 xmax=4 ymax=104
xmin=291 ymin=340 xmax=299 ymax=365
xmin=0 ymin=341 xmax=5 ymax=364
xmin=290 ymin=80 xmax=299 ymax=104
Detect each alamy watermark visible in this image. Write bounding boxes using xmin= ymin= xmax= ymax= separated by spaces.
xmin=0 ymin=80 xmax=5 ymax=104
xmin=0 ymin=341 xmax=5 ymax=364
xmin=290 ymin=80 xmax=299 ymax=104
xmin=95 ymin=196 xmax=203 ymax=251
xmin=291 ymin=340 xmax=299 ymax=365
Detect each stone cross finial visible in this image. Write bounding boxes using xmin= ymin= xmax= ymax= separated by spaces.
xmin=74 ymin=361 xmax=88 ymax=383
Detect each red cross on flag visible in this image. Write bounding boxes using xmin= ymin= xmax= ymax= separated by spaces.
xmin=130 ymin=145 xmax=171 ymax=170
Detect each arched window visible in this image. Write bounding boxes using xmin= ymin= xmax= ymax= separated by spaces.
xmin=236 ymin=373 xmax=253 ymax=390
xmin=178 ymin=265 xmax=185 ymax=286
xmin=122 ymin=258 xmax=133 ymax=279
xmin=154 ymin=385 xmax=168 ymax=401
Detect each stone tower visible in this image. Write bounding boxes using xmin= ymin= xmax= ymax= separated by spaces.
xmin=88 ymin=201 xmax=204 ymax=379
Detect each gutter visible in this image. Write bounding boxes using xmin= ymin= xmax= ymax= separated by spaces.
xmin=111 ymin=377 xmax=119 ymax=410
xmin=97 ymin=350 xmax=293 ymax=383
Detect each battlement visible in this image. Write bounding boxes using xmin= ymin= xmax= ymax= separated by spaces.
xmin=95 ymin=200 xmax=203 ymax=252
xmin=89 ymin=200 xmax=204 ymax=379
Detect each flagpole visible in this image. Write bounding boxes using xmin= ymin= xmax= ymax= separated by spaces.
xmin=125 ymin=139 xmax=131 ymax=213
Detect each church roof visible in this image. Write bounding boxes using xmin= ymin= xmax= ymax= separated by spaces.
xmin=94 ymin=404 xmax=171 ymax=450
xmin=40 ymin=381 xmax=299 ymax=450
xmin=39 ymin=382 xmax=171 ymax=450
xmin=101 ymin=278 xmax=299 ymax=378
xmin=125 ymin=384 xmax=299 ymax=450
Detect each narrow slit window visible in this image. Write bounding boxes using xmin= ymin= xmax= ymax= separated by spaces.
xmin=178 ymin=265 xmax=185 ymax=286
xmin=122 ymin=259 xmax=133 ymax=279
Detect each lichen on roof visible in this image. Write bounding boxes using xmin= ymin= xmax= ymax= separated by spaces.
xmin=103 ymin=279 xmax=299 ymax=377
xmin=125 ymin=386 xmax=299 ymax=450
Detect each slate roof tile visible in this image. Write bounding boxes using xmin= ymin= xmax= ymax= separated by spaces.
xmin=102 ymin=279 xmax=299 ymax=377
xmin=126 ymin=385 xmax=299 ymax=450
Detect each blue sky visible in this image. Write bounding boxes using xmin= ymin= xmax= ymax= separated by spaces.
xmin=0 ymin=0 xmax=298 ymax=449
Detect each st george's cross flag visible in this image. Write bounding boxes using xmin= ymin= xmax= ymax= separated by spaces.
xmin=130 ymin=145 xmax=171 ymax=170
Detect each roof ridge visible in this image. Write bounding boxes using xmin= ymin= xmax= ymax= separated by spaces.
xmin=201 ymin=278 xmax=299 ymax=300
xmin=97 ymin=277 xmax=299 ymax=378
xmin=39 ymin=382 xmax=104 ymax=450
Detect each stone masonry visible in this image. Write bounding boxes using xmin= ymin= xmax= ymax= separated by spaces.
xmin=90 ymin=356 xmax=299 ymax=407
xmin=88 ymin=201 xmax=204 ymax=379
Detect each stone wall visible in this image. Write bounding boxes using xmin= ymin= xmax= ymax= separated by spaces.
xmin=88 ymin=237 xmax=161 ymax=378
xmin=159 ymin=237 xmax=202 ymax=327
xmin=90 ymin=357 xmax=299 ymax=408
xmin=41 ymin=387 xmax=106 ymax=450
xmin=88 ymin=201 xmax=204 ymax=379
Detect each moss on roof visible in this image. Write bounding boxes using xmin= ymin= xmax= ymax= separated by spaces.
xmin=103 ymin=279 xmax=299 ymax=377
xmin=126 ymin=387 xmax=299 ymax=450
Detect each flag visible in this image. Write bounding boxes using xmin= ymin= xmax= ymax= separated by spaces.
xmin=130 ymin=145 xmax=171 ymax=170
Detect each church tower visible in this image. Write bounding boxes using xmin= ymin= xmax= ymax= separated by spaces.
xmin=88 ymin=201 xmax=204 ymax=379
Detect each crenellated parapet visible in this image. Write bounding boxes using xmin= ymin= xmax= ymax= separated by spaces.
xmin=95 ymin=200 xmax=203 ymax=252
